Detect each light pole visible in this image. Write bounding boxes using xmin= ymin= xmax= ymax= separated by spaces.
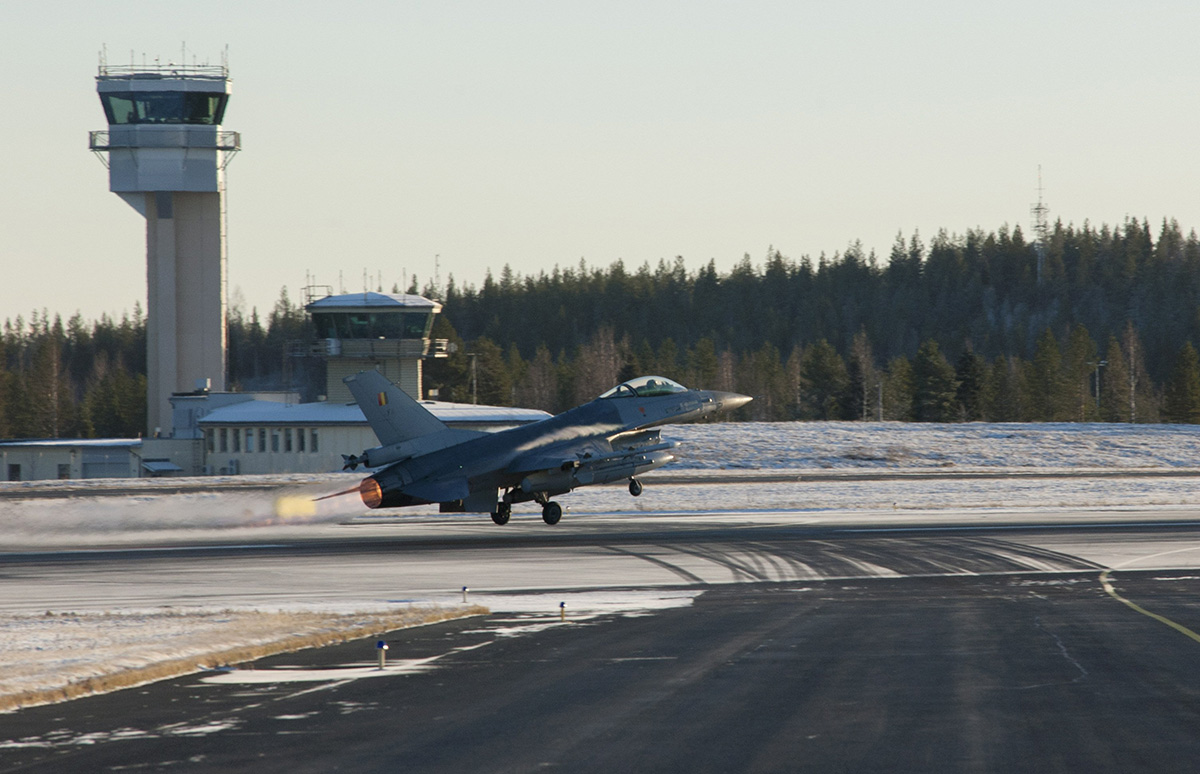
xmin=1088 ymin=360 xmax=1108 ymax=411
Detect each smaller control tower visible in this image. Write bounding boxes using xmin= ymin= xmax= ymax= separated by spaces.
xmin=306 ymin=291 xmax=449 ymax=402
xmin=90 ymin=56 xmax=240 ymax=436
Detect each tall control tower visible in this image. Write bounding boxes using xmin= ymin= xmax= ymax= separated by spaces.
xmin=89 ymin=57 xmax=240 ymax=436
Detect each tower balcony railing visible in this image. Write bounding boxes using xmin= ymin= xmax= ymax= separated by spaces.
xmin=89 ymin=130 xmax=241 ymax=151
xmin=98 ymin=62 xmax=229 ymax=80
xmin=292 ymin=338 xmax=448 ymax=359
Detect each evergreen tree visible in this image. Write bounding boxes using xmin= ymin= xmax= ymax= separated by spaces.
xmin=784 ymin=346 xmax=804 ymax=420
xmin=0 ymin=336 xmax=8 ymax=438
xmin=83 ymin=363 xmax=146 ymax=438
xmin=1029 ymin=329 xmax=1068 ymax=421
xmin=911 ymin=340 xmax=958 ymax=422
xmin=985 ymin=355 xmax=1026 ymax=421
xmin=954 ymin=346 xmax=986 ymax=421
xmin=655 ymin=338 xmax=681 ymax=381
xmin=686 ymin=338 xmax=719 ymax=389
xmin=737 ymin=343 xmax=787 ymax=421
xmin=23 ymin=332 xmax=76 ymax=438
xmin=881 ymin=356 xmax=913 ymax=421
xmin=798 ymin=340 xmax=848 ymax=420
xmin=423 ymin=314 xmax=468 ymax=402
xmin=1061 ymin=324 xmax=1099 ymax=422
xmin=469 ymin=337 xmax=512 ymax=406
xmin=1099 ymin=337 xmax=1129 ymax=422
xmin=1162 ymin=342 xmax=1200 ymax=423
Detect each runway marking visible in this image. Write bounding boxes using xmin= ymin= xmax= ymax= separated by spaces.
xmin=1099 ymin=570 xmax=1200 ymax=645
xmin=1099 ymin=545 xmax=1200 ymax=645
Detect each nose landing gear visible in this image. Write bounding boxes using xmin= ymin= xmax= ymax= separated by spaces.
xmin=629 ymin=478 xmax=643 ymax=497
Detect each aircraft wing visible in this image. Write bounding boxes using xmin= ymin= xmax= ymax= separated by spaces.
xmin=506 ymin=437 xmax=614 ymax=475
xmin=507 ymin=431 xmax=678 ymax=476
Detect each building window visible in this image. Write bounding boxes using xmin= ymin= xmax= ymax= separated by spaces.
xmin=245 ymin=428 xmax=254 ymax=453
xmin=284 ymin=428 xmax=293 ymax=453
xmin=271 ymin=429 xmax=280 ymax=453
xmin=58 ymin=464 xmax=71 ymax=480
xmin=206 ymin=429 xmax=215 ymax=453
xmin=219 ymin=428 xmax=228 ymax=453
xmin=7 ymin=464 xmax=20 ymax=482
xmin=311 ymin=429 xmax=319 ymax=453
xmin=298 ymin=428 xmax=306 ymax=453
xmin=259 ymin=428 xmax=267 ymax=453
xmin=232 ymin=428 xmax=241 ymax=453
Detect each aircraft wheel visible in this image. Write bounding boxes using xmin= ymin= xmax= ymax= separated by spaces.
xmin=491 ymin=504 xmax=511 ymax=525
xmin=629 ymin=478 xmax=643 ymax=497
xmin=542 ymin=501 xmax=563 ymax=525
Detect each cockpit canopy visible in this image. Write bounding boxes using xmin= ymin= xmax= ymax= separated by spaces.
xmin=599 ymin=375 xmax=689 ymax=399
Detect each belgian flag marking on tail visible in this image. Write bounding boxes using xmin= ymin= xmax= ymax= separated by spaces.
xmin=378 ymin=392 xmax=388 ymax=406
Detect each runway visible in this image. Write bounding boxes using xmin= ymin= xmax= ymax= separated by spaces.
xmin=4 ymin=508 xmax=1200 ymax=612
xmin=5 ymin=506 xmax=1200 ymax=772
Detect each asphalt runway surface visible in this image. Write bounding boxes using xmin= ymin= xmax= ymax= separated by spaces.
xmin=5 ymin=508 xmax=1200 ymax=772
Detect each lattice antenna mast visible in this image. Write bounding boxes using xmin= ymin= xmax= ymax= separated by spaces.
xmin=1030 ymin=166 xmax=1050 ymax=285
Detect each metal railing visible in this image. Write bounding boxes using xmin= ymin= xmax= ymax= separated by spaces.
xmin=89 ymin=130 xmax=241 ymax=151
xmin=98 ymin=62 xmax=229 ymax=80
xmin=289 ymin=338 xmax=443 ymax=359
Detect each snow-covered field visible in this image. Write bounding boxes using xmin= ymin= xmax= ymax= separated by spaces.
xmin=666 ymin=421 xmax=1200 ymax=471
xmin=0 ymin=607 xmax=481 ymax=713
xmin=4 ymin=421 xmax=1200 ymax=711
xmin=6 ymin=422 xmax=1200 ymax=537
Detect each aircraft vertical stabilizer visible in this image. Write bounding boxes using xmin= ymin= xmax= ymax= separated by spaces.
xmin=344 ymin=370 xmax=448 ymax=446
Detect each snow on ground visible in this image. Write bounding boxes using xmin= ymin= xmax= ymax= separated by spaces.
xmin=665 ymin=421 xmax=1200 ymax=470
xmin=0 ymin=607 xmax=481 ymax=712
xmin=5 ymin=421 xmax=1200 ymax=709
xmin=4 ymin=422 xmax=1200 ymax=539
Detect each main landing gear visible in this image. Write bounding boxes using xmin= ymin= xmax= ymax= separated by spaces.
xmin=541 ymin=501 xmax=563 ymax=525
xmin=490 ymin=498 xmax=563 ymax=525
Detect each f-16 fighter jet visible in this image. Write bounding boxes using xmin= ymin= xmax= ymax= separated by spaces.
xmin=338 ymin=370 xmax=751 ymax=525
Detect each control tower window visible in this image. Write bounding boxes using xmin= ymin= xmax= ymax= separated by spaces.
xmin=101 ymin=92 xmax=229 ymax=125
xmin=403 ymin=313 xmax=433 ymax=338
xmin=312 ymin=311 xmax=433 ymax=340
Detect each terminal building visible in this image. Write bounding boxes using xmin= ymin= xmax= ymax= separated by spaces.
xmin=186 ymin=291 xmax=547 ymax=476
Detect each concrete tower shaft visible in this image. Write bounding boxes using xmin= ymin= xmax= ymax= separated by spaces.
xmin=90 ymin=62 xmax=240 ymax=436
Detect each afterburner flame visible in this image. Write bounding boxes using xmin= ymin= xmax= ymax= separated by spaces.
xmin=359 ymin=477 xmax=384 ymax=509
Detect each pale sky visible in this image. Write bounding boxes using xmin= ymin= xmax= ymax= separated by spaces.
xmin=3 ymin=1 xmax=1198 ymax=322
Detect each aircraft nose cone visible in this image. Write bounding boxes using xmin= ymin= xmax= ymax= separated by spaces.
xmin=712 ymin=391 xmax=753 ymax=411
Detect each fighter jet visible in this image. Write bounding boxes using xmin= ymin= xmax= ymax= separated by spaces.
xmin=338 ymin=370 xmax=751 ymax=525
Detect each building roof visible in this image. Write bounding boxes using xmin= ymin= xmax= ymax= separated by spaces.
xmin=0 ymin=438 xmax=141 ymax=449
xmin=306 ymin=292 xmax=442 ymax=313
xmin=197 ymin=399 xmax=550 ymax=427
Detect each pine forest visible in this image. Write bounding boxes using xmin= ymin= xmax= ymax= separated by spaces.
xmin=6 ymin=217 xmax=1200 ymax=439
